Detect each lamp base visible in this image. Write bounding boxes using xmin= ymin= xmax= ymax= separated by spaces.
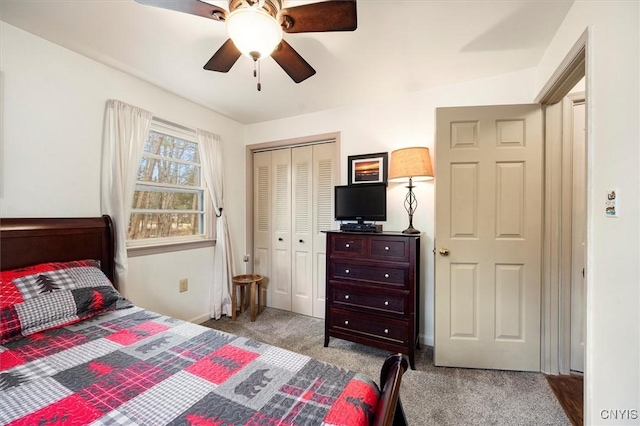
xmin=401 ymin=179 xmax=421 ymax=235
xmin=402 ymin=226 xmax=421 ymax=235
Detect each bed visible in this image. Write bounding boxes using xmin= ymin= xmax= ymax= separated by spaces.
xmin=0 ymin=216 xmax=408 ymax=426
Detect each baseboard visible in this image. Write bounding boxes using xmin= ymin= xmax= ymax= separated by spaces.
xmin=420 ymin=333 xmax=434 ymax=347
xmin=190 ymin=313 xmax=211 ymax=325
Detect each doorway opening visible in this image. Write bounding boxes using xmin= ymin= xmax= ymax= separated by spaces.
xmin=537 ymin=27 xmax=588 ymax=424
xmin=537 ymin=28 xmax=587 ymax=376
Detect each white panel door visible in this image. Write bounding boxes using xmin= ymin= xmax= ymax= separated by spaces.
xmin=312 ymin=143 xmax=337 ymax=319
xmin=253 ymin=151 xmax=272 ymax=303
xmin=291 ymin=146 xmax=313 ymax=315
xmin=435 ymin=104 xmax=543 ymax=371
xmin=271 ymin=148 xmax=292 ymax=311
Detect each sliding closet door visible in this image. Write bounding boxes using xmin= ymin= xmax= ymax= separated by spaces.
xmin=291 ymin=146 xmax=313 ymax=315
xmin=271 ymin=149 xmax=292 ymax=311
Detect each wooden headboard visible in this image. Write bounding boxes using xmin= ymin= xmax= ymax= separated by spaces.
xmin=0 ymin=216 xmax=117 ymax=287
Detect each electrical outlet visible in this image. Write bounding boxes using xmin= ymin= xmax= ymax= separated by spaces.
xmin=179 ymin=278 xmax=188 ymax=293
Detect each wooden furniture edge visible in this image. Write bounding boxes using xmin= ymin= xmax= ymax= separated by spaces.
xmin=374 ymin=353 xmax=409 ymax=426
xmin=0 ymin=215 xmax=116 ymax=288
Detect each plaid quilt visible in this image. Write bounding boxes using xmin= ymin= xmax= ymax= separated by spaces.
xmin=0 ymin=307 xmax=379 ymax=425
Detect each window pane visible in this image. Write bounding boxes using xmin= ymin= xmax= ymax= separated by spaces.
xmin=137 ymin=157 xmax=201 ymax=186
xmin=144 ymin=131 xmax=199 ymax=163
xmin=132 ymin=187 xmax=202 ymax=211
xmin=128 ymin=124 xmax=209 ymax=243
xmin=128 ymin=213 xmax=202 ymax=240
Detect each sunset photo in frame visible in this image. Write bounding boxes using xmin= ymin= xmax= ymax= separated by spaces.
xmin=348 ymin=152 xmax=388 ymax=185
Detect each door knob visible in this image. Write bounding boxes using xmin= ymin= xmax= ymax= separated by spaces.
xmin=439 ymin=248 xmax=450 ymax=256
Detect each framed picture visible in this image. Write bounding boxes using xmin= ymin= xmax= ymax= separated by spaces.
xmin=348 ymin=152 xmax=388 ymax=185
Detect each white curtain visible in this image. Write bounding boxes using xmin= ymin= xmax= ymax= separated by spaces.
xmin=101 ymin=99 xmax=153 ymax=293
xmin=198 ymin=129 xmax=235 ymax=318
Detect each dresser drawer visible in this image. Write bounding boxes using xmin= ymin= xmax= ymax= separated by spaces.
xmin=331 ymin=285 xmax=407 ymax=315
xmin=329 ymin=308 xmax=408 ymax=343
xmin=330 ymin=235 xmax=366 ymax=257
xmin=369 ymin=237 xmax=411 ymax=261
xmin=331 ymin=262 xmax=408 ymax=288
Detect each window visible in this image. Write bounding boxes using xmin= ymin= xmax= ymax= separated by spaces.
xmin=128 ymin=120 xmax=212 ymax=251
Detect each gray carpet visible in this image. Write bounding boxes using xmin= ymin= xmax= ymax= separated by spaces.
xmin=201 ymin=308 xmax=569 ymax=425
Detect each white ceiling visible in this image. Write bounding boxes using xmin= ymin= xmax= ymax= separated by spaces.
xmin=0 ymin=0 xmax=573 ymax=124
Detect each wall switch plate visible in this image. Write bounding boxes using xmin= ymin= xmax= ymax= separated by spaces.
xmin=179 ymin=278 xmax=188 ymax=293
xmin=243 ymin=254 xmax=250 ymax=262
xmin=605 ymin=189 xmax=618 ymax=217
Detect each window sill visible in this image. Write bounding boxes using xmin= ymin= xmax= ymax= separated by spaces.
xmin=127 ymin=239 xmax=215 ymax=257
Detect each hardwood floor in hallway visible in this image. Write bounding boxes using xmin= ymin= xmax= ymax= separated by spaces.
xmin=546 ymin=374 xmax=584 ymax=425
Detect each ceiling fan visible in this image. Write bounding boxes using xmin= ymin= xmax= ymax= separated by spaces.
xmin=135 ymin=0 xmax=357 ymax=89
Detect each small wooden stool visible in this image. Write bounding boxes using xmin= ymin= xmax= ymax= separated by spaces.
xmin=231 ymin=274 xmax=264 ymax=321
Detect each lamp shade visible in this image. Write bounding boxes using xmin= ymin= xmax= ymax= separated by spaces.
xmin=226 ymin=8 xmax=283 ymax=60
xmin=388 ymin=147 xmax=434 ymax=182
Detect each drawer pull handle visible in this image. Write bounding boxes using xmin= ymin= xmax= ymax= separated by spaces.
xmin=384 ymin=328 xmax=389 ymax=334
xmin=345 ymin=295 xmax=350 ymax=300
xmin=384 ymin=273 xmax=389 ymax=278
xmin=385 ymin=246 xmax=390 ymax=251
xmin=345 ymin=243 xmax=350 ymax=248
xmin=345 ymin=269 xmax=350 ymax=274
xmin=384 ymin=301 xmax=389 ymax=306
xmin=344 ymin=320 xmax=349 ymax=326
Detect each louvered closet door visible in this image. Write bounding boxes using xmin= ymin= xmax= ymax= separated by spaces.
xmin=253 ymin=151 xmax=272 ymax=301
xmin=312 ymin=143 xmax=337 ymax=319
xmin=291 ymin=146 xmax=313 ymax=315
xmin=253 ymin=142 xmax=336 ymax=318
xmin=271 ymin=149 xmax=292 ymax=311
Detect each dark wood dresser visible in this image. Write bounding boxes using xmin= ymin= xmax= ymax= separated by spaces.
xmin=324 ymin=231 xmax=420 ymax=369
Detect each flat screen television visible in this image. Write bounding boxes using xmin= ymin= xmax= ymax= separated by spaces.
xmin=334 ymin=183 xmax=387 ymax=223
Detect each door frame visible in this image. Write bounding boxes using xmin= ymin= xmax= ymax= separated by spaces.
xmin=536 ymin=29 xmax=588 ymax=375
xmin=244 ymin=132 xmax=341 ymax=296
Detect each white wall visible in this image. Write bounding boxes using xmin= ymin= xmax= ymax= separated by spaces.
xmin=0 ymin=23 xmax=246 ymax=323
xmin=245 ymin=67 xmax=537 ymax=345
xmin=536 ymin=2 xmax=640 ymax=423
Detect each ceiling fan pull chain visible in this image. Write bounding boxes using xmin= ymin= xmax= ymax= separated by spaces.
xmin=251 ymin=57 xmax=261 ymax=91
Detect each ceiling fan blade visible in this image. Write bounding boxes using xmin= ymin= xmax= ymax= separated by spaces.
xmin=204 ymin=39 xmax=242 ymax=72
xmin=271 ymin=40 xmax=316 ymax=83
xmin=279 ymin=0 xmax=357 ymax=33
xmin=135 ymin=0 xmax=227 ymax=21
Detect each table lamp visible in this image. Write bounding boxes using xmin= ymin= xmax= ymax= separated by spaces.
xmin=388 ymin=147 xmax=434 ymax=234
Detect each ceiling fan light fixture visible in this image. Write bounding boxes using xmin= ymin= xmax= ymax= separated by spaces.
xmin=226 ymin=7 xmax=283 ymax=60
